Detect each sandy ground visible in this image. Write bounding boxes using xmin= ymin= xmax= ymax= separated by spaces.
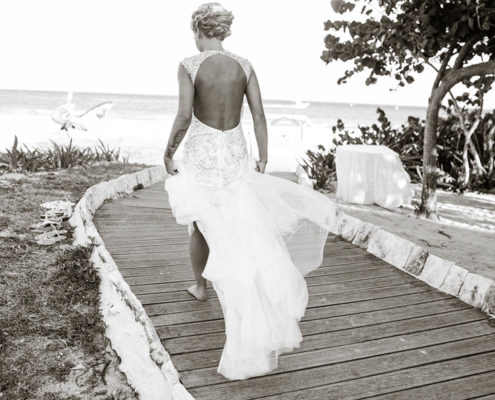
xmin=325 ymin=184 xmax=495 ymax=280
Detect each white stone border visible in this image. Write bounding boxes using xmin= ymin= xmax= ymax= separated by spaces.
xmin=68 ymin=166 xmax=194 ymax=400
xmin=295 ymin=165 xmax=495 ymax=317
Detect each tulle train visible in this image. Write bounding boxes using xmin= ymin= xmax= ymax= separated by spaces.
xmin=164 ymin=158 xmax=338 ymax=380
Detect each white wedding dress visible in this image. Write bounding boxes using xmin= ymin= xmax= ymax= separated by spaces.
xmin=164 ymin=49 xmax=339 ymax=380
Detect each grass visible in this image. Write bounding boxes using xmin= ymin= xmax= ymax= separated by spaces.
xmin=0 ymin=161 xmax=149 ymax=399
xmin=0 ymin=136 xmax=128 ymax=173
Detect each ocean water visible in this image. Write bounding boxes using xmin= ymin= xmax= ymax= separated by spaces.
xmin=0 ymin=89 xmax=427 ymax=170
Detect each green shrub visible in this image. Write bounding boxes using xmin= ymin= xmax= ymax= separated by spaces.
xmin=300 ymin=108 xmax=424 ymax=190
xmin=301 ymin=107 xmax=495 ymax=193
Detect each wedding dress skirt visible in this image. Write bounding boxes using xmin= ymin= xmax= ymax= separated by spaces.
xmin=164 ymin=114 xmax=339 ymax=380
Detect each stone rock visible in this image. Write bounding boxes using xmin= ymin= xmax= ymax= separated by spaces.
xmin=352 ymin=221 xmax=378 ymax=249
xmin=135 ymin=169 xmax=152 ymax=187
xmin=149 ymin=165 xmax=166 ymax=183
xmin=171 ymin=383 xmax=196 ymax=400
xmin=295 ymin=164 xmax=306 ymax=178
xmin=323 ymin=206 xmax=342 ymax=235
xmin=367 ymin=229 xmax=414 ymax=269
xmin=419 ymin=254 xmax=452 ymax=289
xmin=298 ymin=174 xmax=315 ymax=188
xmin=481 ymin=283 xmax=495 ymax=316
xmin=439 ymin=264 xmax=469 ymax=296
xmin=161 ymin=360 xmax=180 ymax=384
xmin=339 ymin=214 xmax=361 ymax=242
xmin=404 ymin=246 xmax=428 ymax=276
xmin=458 ymin=273 xmax=494 ymax=309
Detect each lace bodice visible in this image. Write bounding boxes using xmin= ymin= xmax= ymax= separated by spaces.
xmin=182 ymin=114 xmax=250 ymax=191
xmin=181 ymin=49 xmax=252 ymax=84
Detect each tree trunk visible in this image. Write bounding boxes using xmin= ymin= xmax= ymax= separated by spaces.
xmin=469 ymin=141 xmax=487 ymax=174
xmin=487 ymin=124 xmax=495 ymax=175
xmin=418 ymin=61 xmax=495 ymax=218
xmin=462 ymin=118 xmax=481 ymax=187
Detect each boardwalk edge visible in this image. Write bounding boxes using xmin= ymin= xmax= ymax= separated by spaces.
xmin=295 ymin=165 xmax=495 ymax=318
xmin=68 ymin=166 xmax=194 ymax=400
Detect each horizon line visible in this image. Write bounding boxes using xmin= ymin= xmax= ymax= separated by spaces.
xmin=0 ymin=87 xmax=433 ymax=110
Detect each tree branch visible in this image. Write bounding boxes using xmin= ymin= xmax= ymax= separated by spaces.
xmin=431 ymin=42 xmax=456 ymax=92
xmin=452 ymin=35 xmax=480 ymax=71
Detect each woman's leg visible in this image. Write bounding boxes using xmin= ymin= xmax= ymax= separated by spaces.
xmin=187 ymin=221 xmax=209 ymax=301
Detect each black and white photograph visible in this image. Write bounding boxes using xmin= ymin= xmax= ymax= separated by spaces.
xmin=1 ymin=1 xmax=495 ymax=399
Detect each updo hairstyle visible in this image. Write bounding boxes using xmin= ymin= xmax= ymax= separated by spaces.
xmin=191 ymin=3 xmax=234 ymax=41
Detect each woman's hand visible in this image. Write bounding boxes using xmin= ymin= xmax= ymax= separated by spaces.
xmin=165 ymin=158 xmax=178 ymax=176
xmin=255 ymin=160 xmax=267 ymax=174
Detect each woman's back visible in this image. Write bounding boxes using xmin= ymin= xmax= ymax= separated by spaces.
xmin=181 ymin=50 xmax=251 ymax=131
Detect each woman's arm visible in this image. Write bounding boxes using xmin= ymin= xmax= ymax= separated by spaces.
xmin=164 ymin=63 xmax=194 ymax=175
xmin=245 ymin=68 xmax=268 ymax=172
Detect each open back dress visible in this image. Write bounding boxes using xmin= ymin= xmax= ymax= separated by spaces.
xmin=164 ymin=49 xmax=339 ymax=380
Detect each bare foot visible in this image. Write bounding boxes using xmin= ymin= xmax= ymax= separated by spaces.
xmin=187 ymin=284 xmax=208 ymax=301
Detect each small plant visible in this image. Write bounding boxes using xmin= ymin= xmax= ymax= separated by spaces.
xmin=0 ymin=136 xmax=45 ymax=172
xmin=300 ymin=145 xmax=336 ymax=190
xmin=0 ymin=137 xmax=126 ymax=173
xmin=0 ymin=135 xmax=21 ymax=171
xmin=47 ymin=139 xmax=92 ymax=169
xmin=95 ymin=139 xmax=121 ymax=162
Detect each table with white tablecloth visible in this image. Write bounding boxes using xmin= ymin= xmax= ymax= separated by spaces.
xmin=335 ymin=145 xmax=413 ymax=209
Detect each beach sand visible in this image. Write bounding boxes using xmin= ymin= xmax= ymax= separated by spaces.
xmin=327 ymin=185 xmax=495 ymax=280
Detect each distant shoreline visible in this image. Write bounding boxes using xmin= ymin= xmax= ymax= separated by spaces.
xmin=0 ymin=88 xmax=430 ymax=111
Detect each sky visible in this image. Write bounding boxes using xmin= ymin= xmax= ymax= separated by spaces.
xmin=0 ymin=0 xmax=493 ymax=108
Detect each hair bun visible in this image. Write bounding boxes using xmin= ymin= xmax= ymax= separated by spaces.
xmin=191 ymin=3 xmax=234 ymax=41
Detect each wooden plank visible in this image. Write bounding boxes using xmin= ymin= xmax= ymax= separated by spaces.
xmin=99 ymin=240 xmax=358 ymax=259
xmin=117 ymin=252 xmax=385 ymax=269
xmin=182 ymin=333 xmax=495 ymax=394
xmin=102 ymin=238 xmax=189 ymax=248
xmin=156 ymin=297 xmax=467 ymax=339
xmin=105 ymin=240 xmax=356 ymax=257
xmin=171 ymin=319 xmax=493 ymax=372
xmin=131 ymin=269 xmax=419 ymax=296
xmin=137 ymin=275 xmax=425 ymax=304
xmin=144 ymin=283 xmax=431 ymax=317
xmin=251 ymin=352 xmax=495 ymax=400
xmin=163 ymin=308 xmax=483 ymax=355
xmin=121 ymin=259 xmax=389 ymax=279
xmin=98 ymin=233 xmax=344 ymax=248
xmin=371 ymin=370 xmax=495 ymax=400
xmin=96 ymin=205 xmax=170 ymax=212
xmin=128 ymin=265 xmax=406 ymax=289
xmin=108 ymin=242 xmax=371 ymax=262
xmin=151 ymin=291 xmax=450 ymax=327
xmin=146 ymin=281 xmax=430 ymax=316
xmin=118 ymin=252 xmax=382 ymax=273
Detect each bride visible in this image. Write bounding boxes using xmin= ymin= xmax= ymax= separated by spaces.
xmin=163 ymin=2 xmax=339 ymax=381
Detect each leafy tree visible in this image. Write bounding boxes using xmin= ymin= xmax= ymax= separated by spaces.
xmin=322 ymin=0 xmax=495 ymax=218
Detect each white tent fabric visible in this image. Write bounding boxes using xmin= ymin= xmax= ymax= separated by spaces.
xmin=335 ymin=145 xmax=413 ymax=209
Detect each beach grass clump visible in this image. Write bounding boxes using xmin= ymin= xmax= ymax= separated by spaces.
xmin=94 ymin=139 xmax=121 ymax=162
xmin=0 ymin=136 xmax=126 ymax=173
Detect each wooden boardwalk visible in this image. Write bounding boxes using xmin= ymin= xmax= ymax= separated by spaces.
xmin=94 ymin=175 xmax=495 ymax=400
